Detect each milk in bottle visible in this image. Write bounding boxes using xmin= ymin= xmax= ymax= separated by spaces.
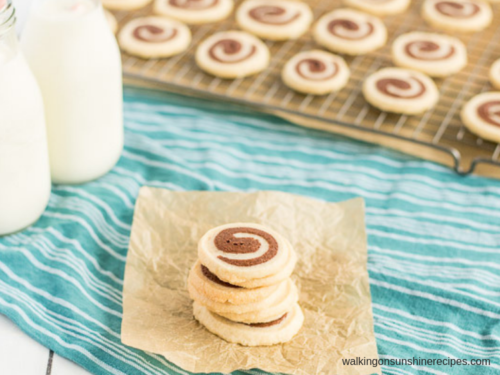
xmin=21 ymin=0 xmax=123 ymax=184
xmin=0 ymin=1 xmax=51 ymax=235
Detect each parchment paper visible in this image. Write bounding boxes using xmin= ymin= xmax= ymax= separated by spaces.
xmin=121 ymin=187 xmax=380 ymax=375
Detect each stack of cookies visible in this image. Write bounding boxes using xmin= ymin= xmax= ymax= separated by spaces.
xmin=188 ymin=223 xmax=303 ymax=346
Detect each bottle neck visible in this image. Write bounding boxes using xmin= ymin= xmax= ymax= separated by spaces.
xmin=0 ymin=0 xmax=18 ymax=63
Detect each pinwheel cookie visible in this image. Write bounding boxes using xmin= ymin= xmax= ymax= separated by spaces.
xmin=343 ymin=0 xmax=411 ymax=16
xmin=118 ymin=17 xmax=191 ymax=58
xmin=392 ymin=32 xmax=467 ymax=77
xmin=282 ymin=50 xmax=350 ymax=95
xmin=236 ymin=0 xmax=313 ymax=41
xmin=490 ymin=59 xmax=500 ymax=90
xmin=154 ymin=0 xmax=234 ymax=24
xmin=363 ymin=67 xmax=439 ymax=114
xmin=461 ymin=92 xmax=500 ymax=143
xmin=196 ymin=31 xmax=270 ymax=78
xmin=102 ymin=0 xmax=152 ymax=10
xmin=313 ymin=8 xmax=387 ymax=55
xmin=422 ymin=0 xmax=492 ymax=32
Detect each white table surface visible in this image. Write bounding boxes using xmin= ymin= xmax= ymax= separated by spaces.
xmin=1 ymin=1 xmax=94 ymax=374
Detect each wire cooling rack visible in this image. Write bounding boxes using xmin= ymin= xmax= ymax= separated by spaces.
xmin=110 ymin=0 xmax=500 ymax=176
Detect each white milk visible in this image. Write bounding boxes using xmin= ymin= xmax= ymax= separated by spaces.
xmin=21 ymin=0 xmax=123 ymax=184
xmin=0 ymin=2 xmax=51 ymax=235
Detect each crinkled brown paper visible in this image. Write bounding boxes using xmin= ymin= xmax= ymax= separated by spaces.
xmin=121 ymin=187 xmax=380 ymax=375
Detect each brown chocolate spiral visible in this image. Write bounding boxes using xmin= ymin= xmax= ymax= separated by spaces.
xmin=404 ymin=40 xmax=455 ymax=60
xmin=201 ymin=265 xmax=241 ymax=288
xmin=434 ymin=1 xmax=480 ymax=18
xmin=133 ymin=25 xmax=177 ymax=42
xmin=247 ymin=313 xmax=288 ymax=327
xmin=248 ymin=5 xmax=300 ymax=25
xmin=296 ymin=59 xmax=338 ymax=81
xmin=168 ymin=0 xmax=218 ymax=9
xmin=477 ymin=101 xmax=500 ymax=127
xmin=208 ymin=39 xmax=256 ymax=63
xmin=214 ymin=227 xmax=278 ymax=267
xmin=328 ymin=19 xmax=374 ymax=40
xmin=376 ymin=77 xmax=426 ymax=98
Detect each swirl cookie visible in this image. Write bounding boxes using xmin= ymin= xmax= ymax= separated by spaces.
xmin=104 ymin=10 xmax=118 ymax=34
xmin=193 ymin=301 xmax=304 ymax=346
xmin=154 ymin=0 xmax=234 ymax=24
xmin=392 ymin=32 xmax=467 ymax=77
xmin=282 ymin=50 xmax=350 ymax=95
xmin=490 ymin=59 xmax=500 ymax=90
xmin=313 ymin=8 xmax=387 ymax=56
xmin=198 ymin=223 xmax=296 ymax=286
xmin=236 ymin=0 xmax=313 ymax=41
xmin=461 ymin=92 xmax=500 ymax=143
xmin=102 ymin=0 xmax=152 ymax=10
xmin=343 ymin=0 xmax=411 ymax=16
xmin=188 ymin=261 xmax=280 ymax=304
xmin=422 ymin=0 xmax=492 ymax=32
xmin=118 ymin=17 xmax=191 ymax=59
xmin=363 ymin=67 xmax=439 ymax=114
xmin=189 ymin=277 xmax=298 ymax=323
xmin=196 ymin=31 xmax=270 ymax=78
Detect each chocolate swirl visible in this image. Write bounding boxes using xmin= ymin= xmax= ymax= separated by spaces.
xmin=249 ymin=5 xmax=300 ymax=25
xmin=133 ymin=25 xmax=177 ymax=42
xmin=328 ymin=19 xmax=374 ymax=40
xmin=477 ymin=101 xmax=500 ymax=127
xmin=296 ymin=59 xmax=338 ymax=81
xmin=168 ymin=0 xmax=218 ymax=9
xmin=404 ymin=41 xmax=455 ymax=61
xmin=208 ymin=39 xmax=256 ymax=63
xmin=201 ymin=265 xmax=241 ymax=288
xmin=376 ymin=77 xmax=426 ymax=98
xmin=434 ymin=1 xmax=480 ymax=18
xmin=247 ymin=313 xmax=288 ymax=327
xmin=214 ymin=227 xmax=278 ymax=267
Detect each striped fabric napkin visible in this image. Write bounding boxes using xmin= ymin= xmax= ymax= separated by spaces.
xmin=0 ymin=87 xmax=499 ymax=375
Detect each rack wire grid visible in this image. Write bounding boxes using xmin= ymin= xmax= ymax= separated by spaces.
xmin=111 ymin=0 xmax=500 ymax=176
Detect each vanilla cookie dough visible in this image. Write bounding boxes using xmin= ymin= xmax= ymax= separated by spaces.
xmin=282 ymin=50 xmax=350 ymax=95
xmin=343 ymin=0 xmax=411 ymax=16
xmin=461 ymin=92 xmax=500 ymax=143
xmin=236 ymin=0 xmax=313 ymax=41
xmin=196 ymin=31 xmax=270 ymax=78
xmin=118 ymin=16 xmax=191 ymax=58
xmin=193 ymin=301 xmax=304 ymax=346
xmin=313 ymin=8 xmax=387 ymax=55
xmin=490 ymin=59 xmax=500 ymax=90
xmin=102 ymin=0 xmax=152 ymax=10
xmin=422 ymin=0 xmax=492 ymax=32
xmin=154 ymin=0 xmax=234 ymax=24
xmin=392 ymin=32 xmax=467 ymax=77
xmin=104 ymin=10 xmax=118 ymax=34
xmin=363 ymin=67 xmax=439 ymax=114
xmin=188 ymin=261 xmax=280 ymax=304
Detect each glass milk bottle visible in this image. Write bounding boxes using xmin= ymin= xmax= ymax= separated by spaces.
xmin=21 ymin=0 xmax=123 ymax=184
xmin=0 ymin=1 xmax=51 ymax=235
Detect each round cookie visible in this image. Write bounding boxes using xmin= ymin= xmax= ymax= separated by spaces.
xmin=343 ymin=0 xmax=411 ymax=16
xmin=195 ymin=31 xmax=270 ymax=78
xmin=188 ymin=261 xmax=280 ymax=304
xmin=193 ymin=301 xmax=304 ymax=346
xmin=421 ymin=0 xmax=492 ymax=32
xmin=392 ymin=32 xmax=467 ymax=77
xmin=313 ymin=8 xmax=387 ymax=56
xmin=282 ymin=50 xmax=350 ymax=95
xmin=154 ymin=0 xmax=234 ymax=24
xmin=461 ymin=92 xmax=500 ymax=143
xmin=118 ymin=16 xmax=191 ymax=59
xmin=490 ymin=59 xmax=500 ymax=90
xmin=104 ymin=10 xmax=118 ymax=34
xmin=363 ymin=67 xmax=439 ymax=114
xmin=198 ymin=223 xmax=294 ymax=285
xmin=189 ymin=278 xmax=298 ymax=323
xmin=236 ymin=0 xmax=313 ymax=41
xmin=102 ymin=0 xmax=152 ymax=10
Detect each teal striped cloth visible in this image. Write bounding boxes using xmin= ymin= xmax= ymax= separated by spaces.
xmin=1 ymin=87 xmax=499 ymax=375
